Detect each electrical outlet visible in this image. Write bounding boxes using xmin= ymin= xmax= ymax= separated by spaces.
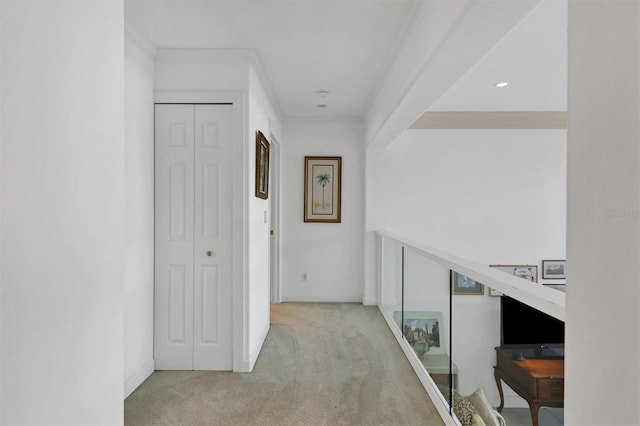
xmin=302 ymin=272 xmax=308 ymax=281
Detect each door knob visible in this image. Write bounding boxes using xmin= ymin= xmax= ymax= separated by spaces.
xmin=206 ymin=251 xmax=213 ymax=257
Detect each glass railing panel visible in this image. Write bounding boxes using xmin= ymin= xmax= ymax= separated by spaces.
xmin=377 ymin=232 xmax=565 ymax=425
xmin=401 ymin=246 xmax=454 ymax=412
xmin=379 ymin=236 xmax=403 ymax=333
xmin=449 ymin=268 xmax=503 ymax=426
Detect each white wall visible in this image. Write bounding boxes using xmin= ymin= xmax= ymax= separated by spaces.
xmin=154 ymin=49 xmax=249 ymax=92
xmin=281 ymin=120 xmax=365 ymax=302
xmin=367 ymin=129 xmax=566 ymax=405
xmin=369 ymin=129 xmax=566 ymax=260
xmin=566 ymin=1 xmax=640 ymax=424
xmin=154 ymin=50 xmax=281 ymax=371
xmin=246 ymin=66 xmax=282 ymax=368
xmin=0 ymin=1 xmax=125 ymax=424
xmin=155 ymin=49 xmax=254 ymax=372
xmin=0 ymin=0 xmax=3 ymax=411
xmin=124 ymin=35 xmax=155 ymax=397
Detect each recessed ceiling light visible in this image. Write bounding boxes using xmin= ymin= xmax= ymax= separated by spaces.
xmin=495 ymin=81 xmax=509 ymax=88
xmin=317 ymin=104 xmax=328 ymax=108
xmin=316 ymin=90 xmax=330 ymax=98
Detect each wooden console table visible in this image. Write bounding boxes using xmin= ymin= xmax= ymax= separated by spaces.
xmin=494 ymin=347 xmax=564 ymax=426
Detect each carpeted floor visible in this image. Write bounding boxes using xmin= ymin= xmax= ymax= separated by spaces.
xmin=125 ymin=303 xmax=444 ymax=426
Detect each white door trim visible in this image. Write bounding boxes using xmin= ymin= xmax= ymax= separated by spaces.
xmin=154 ymin=90 xmax=251 ymax=372
xmin=269 ymin=133 xmax=281 ymax=304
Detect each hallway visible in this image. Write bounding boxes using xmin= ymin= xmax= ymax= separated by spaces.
xmin=125 ymin=303 xmax=443 ymax=425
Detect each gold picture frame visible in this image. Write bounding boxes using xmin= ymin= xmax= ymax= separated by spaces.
xmin=255 ymin=131 xmax=270 ymax=199
xmin=304 ymin=156 xmax=342 ymax=223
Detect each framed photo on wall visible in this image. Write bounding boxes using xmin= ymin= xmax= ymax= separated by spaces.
xmin=451 ymin=271 xmax=484 ymax=295
xmin=304 ymin=156 xmax=342 ymax=223
xmin=255 ymin=131 xmax=270 ymax=199
xmin=542 ymin=260 xmax=566 ymax=279
xmin=488 ymin=264 xmax=538 ymax=296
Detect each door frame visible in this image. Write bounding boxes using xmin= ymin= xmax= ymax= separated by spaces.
xmin=154 ymin=90 xmax=251 ymax=372
xmin=268 ymin=132 xmax=281 ymax=304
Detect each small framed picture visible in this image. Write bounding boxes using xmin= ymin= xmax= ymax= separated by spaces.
xmin=255 ymin=131 xmax=270 ymax=200
xmin=450 ymin=271 xmax=484 ymax=295
xmin=489 ymin=264 xmax=539 ymax=296
xmin=304 ymin=156 xmax=342 ymax=223
xmin=542 ymin=260 xmax=566 ymax=279
xmin=393 ymin=311 xmax=446 ymax=355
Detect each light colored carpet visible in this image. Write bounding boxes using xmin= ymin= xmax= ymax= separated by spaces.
xmin=125 ymin=303 xmax=444 ymax=426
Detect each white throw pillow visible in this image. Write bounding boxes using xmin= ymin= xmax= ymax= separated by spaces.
xmin=466 ymin=387 xmax=505 ymax=426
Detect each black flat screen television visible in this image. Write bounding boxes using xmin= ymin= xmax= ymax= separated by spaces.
xmin=500 ymin=296 xmax=565 ymax=358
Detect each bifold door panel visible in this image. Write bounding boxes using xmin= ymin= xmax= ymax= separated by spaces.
xmin=155 ymin=104 xmax=233 ymax=370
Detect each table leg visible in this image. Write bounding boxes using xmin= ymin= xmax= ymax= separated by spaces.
xmin=529 ymin=403 xmax=540 ymax=426
xmin=494 ymin=368 xmax=505 ymax=412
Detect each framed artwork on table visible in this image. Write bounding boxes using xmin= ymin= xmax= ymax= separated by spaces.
xmin=255 ymin=131 xmax=270 ymax=200
xmin=304 ymin=156 xmax=342 ymax=223
xmin=393 ymin=311 xmax=446 ymax=355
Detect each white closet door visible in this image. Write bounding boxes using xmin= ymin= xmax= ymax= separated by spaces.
xmin=154 ymin=104 xmax=234 ymax=371
xmin=193 ymin=105 xmax=233 ymax=370
xmin=154 ymin=104 xmax=196 ymax=370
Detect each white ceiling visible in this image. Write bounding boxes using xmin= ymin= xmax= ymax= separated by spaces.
xmin=125 ymin=0 xmax=419 ymax=119
xmin=429 ymin=0 xmax=567 ymax=112
xmin=125 ymin=0 xmax=567 ymax=120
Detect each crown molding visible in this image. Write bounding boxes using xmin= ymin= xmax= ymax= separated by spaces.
xmin=155 ymin=48 xmax=255 ymax=63
xmin=283 ymin=116 xmax=364 ymax=126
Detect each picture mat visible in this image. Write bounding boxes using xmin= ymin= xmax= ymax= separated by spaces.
xmin=542 ymin=260 xmax=566 ymax=280
xmin=451 ymin=271 xmax=484 ymax=295
xmin=304 ymin=156 xmax=342 ymax=222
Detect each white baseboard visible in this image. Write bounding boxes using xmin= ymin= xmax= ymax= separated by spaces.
xmin=281 ymin=295 xmax=362 ymax=303
xmin=234 ymin=358 xmax=252 ymax=373
xmin=248 ymin=323 xmax=270 ymax=372
xmin=362 ymin=296 xmax=377 ymax=306
xmin=124 ymin=359 xmax=155 ymax=399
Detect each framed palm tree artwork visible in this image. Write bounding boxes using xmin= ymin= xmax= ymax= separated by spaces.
xmin=304 ymin=156 xmax=342 ymax=223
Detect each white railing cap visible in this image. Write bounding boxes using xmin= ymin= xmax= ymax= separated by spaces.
xmin=377 ymin=229 xmax=565 ymax=321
